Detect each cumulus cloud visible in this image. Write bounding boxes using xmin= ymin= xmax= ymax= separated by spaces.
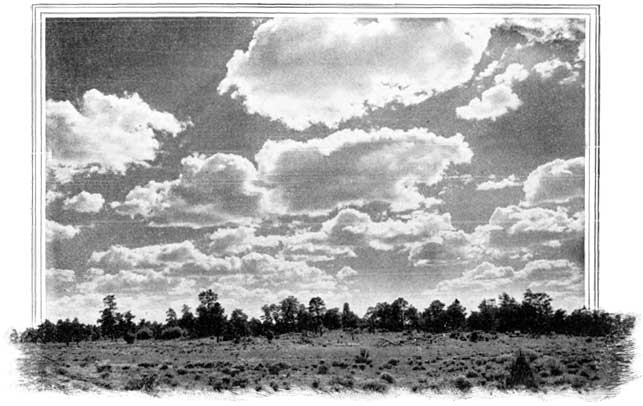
xmin=257 ymin=128 xmax=472 ymax=213
xmin=219 ymin=18 xmax=494 ymax=129
xmin=62 ymin=191 xmax=105 ymax=213
xmin=426 ymin=258 xmax=583 ymax=309
xmin=523 ymin=157 xmax=584 ymax=205
xmin=336 ymin=266 xmax=358 ymax=281
xmin=489 ymin=205 xmax=583 ymax=235
xmin=456 ymin=63 xmax=528 ymax=121
xmin=500 ymin=18 xmax=585 ymax=45
xmin=89 ymin=240 xmax=239 ymax=276
xmin=476 ymin=174 xmax=521 ymax=191
xmin=46 ymin=268 xmax=76 ymax=298
xmin=46 ymin=219 xmax=80 ymax=242
xmin=532 ymin=58 xmax=579 ymax=85
xmin=46 ymin=89 xmax=190 ymax=181
xmin=113 ymin=153 xmax=264 ymax=227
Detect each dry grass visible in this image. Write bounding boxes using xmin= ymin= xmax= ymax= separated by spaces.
xmin=15 ymin=331 xmax=634 ymax=394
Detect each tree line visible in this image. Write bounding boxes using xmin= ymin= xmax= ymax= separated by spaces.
xmin=12 ymin=289 xmax=634 ymax=345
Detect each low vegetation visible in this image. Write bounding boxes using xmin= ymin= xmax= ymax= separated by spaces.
xmin=11 ymin=289 xmax=636 ymax=394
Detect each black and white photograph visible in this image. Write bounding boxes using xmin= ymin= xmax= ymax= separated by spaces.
xmin=1 ymin=1 xmax=642 ymax=402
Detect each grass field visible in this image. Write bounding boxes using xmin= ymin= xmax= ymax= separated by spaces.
xmin=16 ymin=330 xmax=634 ymax=394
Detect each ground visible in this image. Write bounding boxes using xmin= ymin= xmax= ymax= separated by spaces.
xmin=16 ymin=330 xmax=634 ymax=395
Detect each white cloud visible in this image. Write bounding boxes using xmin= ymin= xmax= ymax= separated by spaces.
xmin=46 ymin=89 xmax=190 ymax=181
xmin=476 ymin=174 xmax=521 ymax=191
xmin=89 ymin=240 xmax=239 ymax=276
xmin=476 ymin=60 xmax=499 ymax=80
xmin=493 ymin=63 xmax=529 ymax=85
xmin=257 ymin=128 xmax=472 ymax=213
xmin=500 ymin=18 xmax=585 ymax=44
xmin=219 ymin=18 xmax=494 ymax=130
xmin=113 ymin=153 xmax=264 ymax=227
xmin=456 ymin=63 xmax=528 ymax=121
xmin=62 ymin=191 xmax=105 ymax=213
xmin=336 ymin=266 xmax=358 ymax=281
xmin=46 ymin=219 xmax=80 ymax=242
xmin=488 ymin=205 xmax=583 ymax=235
xmin=532 ymin=58 xmax=572 ymax=79
xmin=46 ymin=268 xmax=76 ymax=298
xmin=523 ymin=157 xmax=584 ymax=205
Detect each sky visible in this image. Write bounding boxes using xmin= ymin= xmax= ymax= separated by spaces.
xmin=44 ymin=16 xmax=587 ymax=323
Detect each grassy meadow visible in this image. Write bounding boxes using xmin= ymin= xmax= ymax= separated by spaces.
xmin=16 ymin=330 xmax=634 ymax=395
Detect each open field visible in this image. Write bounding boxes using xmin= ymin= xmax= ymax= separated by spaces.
xmin=16 ymin=330 xmax=634 ymax=394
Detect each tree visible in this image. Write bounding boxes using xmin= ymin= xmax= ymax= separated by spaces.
xmin=229 ymin=308 xmax=249 ymax=339
xmin=497 ymin=293 xmax=522 ymax=332
xmin=165 ymin=308 xmax=178 ymax=327
xmin=391 ymin=297 xmax=410 ymax=331
xmin=196 ymin=289 xmax=226 ymax=340
xmin=98 ymin=294 xmax=118 ymax=340
xmin=445 ymin=299 xmax=466 ymax=331
xmin=308 ymin=297 xmax=326 ymax=335
xmin=421 ymin=300 xmax=447 ymax=333
xmin=341 ymin=302 xmax=359 ymax=329
xmin=178 ymin=304 xmax=196 ymax=335
xmin=279 ymin=296 xmax=300 ymax=333
xmin=323 ymin=308 xmax=342 ymax=330
xmin=521 ymin=290 xmax=553 ymax=334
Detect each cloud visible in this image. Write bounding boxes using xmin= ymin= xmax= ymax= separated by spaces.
xmin=476 ymin=174 xmax=521 ymax=191
xmin=523 ymin=157 xmax=584 ymax=205
xmin=219 ymin=18 xmax=493 ymax=129
xmin=488 ymin=205 xmax=583 ymax=236
xmin=89 ymin=240 xmax=239 ymax=276
xmin=62 ymin=191 xmax=105 ymax=213
xmin=46 ymin=89 xmax=190 ymax=181
xmin=336 ymin=266 xmax=358 ymax=281
xmin=432 ymin=262 xmax=515 ymax=293
xmin=500 ymin=18 xmax=585 ymax=45
xmin=46 ymin=268 xmax=76 ymax=298
xmin=532 ymin=58 xmax=572 ymax=79
xmin=113 ymin=153 xmax=264 ymax=227
xmin=456 ymin=63 xmax=528 ymax=120
xmin=532 ymin=58 xmax=580 ymax=85
xmin=476 ymin=60 xmax=499 ymax=80
xmin=257 ymin=128 xmax=472 ymax=213
xmin=46 ymin=219 xmax=80 ymax=242
xmin=425 ymin=258 xmax=583 ymax=309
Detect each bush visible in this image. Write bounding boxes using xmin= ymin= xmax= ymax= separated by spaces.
xmin=355 ymin=348 xmax=371 ymax=364
xmin=160 ymin=327 xmax=184 ymax=340
xmin=380 ymin=372 xmax=395 ymax=384
xmin=506 ymin=351 xmax=538 ymax=389
xmin=453 ymin=376 xmax=472 ymax=391
xmin=317 ymin=364 xmax=329 ymax=374
xmin=329 ymin=375 xmax=355 ymax=390
xmin=362 ymin=380 xmax=388 ymax=393
xmin=124 ymin=374 xmax=157 ymax=392
xmin=123 ymin=332 xmax=136 ymax=344
xmin=136 ymin=328 xmax=153 ymax=340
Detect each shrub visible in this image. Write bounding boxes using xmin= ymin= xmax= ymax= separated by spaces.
xmin=124 ymin=374 xmax=157 ymax=392
xmin=362 ymin=380 xmax=388 ymax=393
xmin=136 ymin=328 xmax=153 ymax=340
xmin=506 ymin=351 xmax=538 ymax=389
xmin=453 ymin=376 xmax=473 ymax=392
xmin=317 ymin=364 xmax=329 ymax=374
xmin=96 ymin=363 xmax=112 ymax=373
xmin=329 ymin=375 xmax=355 ymax=390
xmin=160 ymin=327 xmax=184 ymax=340
xmin=355 ymin=348 xmax=371 ymax=364
xmin=380 ymin=372 xmax=395 ymax=384
xmin=123 ymin=332 xmax=136 ymax=344
xmin=542 ymin=356 xmax=564 ymax=376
